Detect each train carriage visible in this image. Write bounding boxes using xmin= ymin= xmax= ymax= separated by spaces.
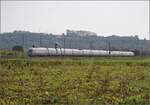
xmin=28 ymin=47 xmax=135 ymax=57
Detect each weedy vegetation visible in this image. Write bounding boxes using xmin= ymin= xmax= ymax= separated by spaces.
xmin=0 ymin=57 xmax=150 ymax=105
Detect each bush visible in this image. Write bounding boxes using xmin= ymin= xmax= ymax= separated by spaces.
xmin=12 ymin=45 xmax=24 ymax=52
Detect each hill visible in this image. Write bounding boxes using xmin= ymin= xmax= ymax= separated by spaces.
xmin=0 ymin=30 xmax=150 ymax=55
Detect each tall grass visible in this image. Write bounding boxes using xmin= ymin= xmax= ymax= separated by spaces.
xmin=0 ymin=57 xmax=150 ymax=105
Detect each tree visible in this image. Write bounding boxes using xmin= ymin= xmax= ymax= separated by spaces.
xmin=12 ymin=45 xmax=24 ymax=52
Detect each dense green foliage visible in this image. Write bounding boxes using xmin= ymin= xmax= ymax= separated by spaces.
xmin=12 ymin=46 xmax=24 ymax=52
xmin=0 ymin=57 xmax=150 ymax=105
xmin=0 ymin=50 xmax=25 ymax=58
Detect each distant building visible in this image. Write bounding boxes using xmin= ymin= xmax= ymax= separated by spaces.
xmin=66 ymin=29 xmax=97 ymax=36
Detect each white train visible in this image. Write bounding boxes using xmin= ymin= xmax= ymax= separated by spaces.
xmin=28 ymin=47 xmax=135 ymax=57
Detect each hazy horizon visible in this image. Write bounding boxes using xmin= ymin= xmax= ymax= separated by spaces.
xmin=0 ymin=29 xmax=145 ymax=40
xmin=1 ymin=1 xmax=149 ymax=39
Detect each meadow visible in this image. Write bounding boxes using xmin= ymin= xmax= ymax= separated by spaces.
xmin=0 ymin=57 xmax=150 ymax=105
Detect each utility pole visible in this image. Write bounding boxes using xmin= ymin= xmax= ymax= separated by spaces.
xmin=40 ymin=35 xmax=42 ymax=47
xmin=89 ymin=41 xmax=94 ymax=56
xmin=55 ymin=43 xmax=58 ymax=54
xmin=49 ymin=36 xmax=51 ymax=48
xmin=63 ymin=33 xmax=65 ymax=55
xmin=69 ymin=37 xmax=72 ymax=49
xmin=22 ymin=33 xmax=25 ymax=51
xmin=108 ymin=41 xmax=111 ymax=55
xmin=90 ymin=41 xmax=93 ymax=50
xmin=140 ymin=41 xmax=144 ymax=56
xmin=106 ymin=39 xmax=108 ymax=51
xmin=79 ymin=35 xmax=81 ymax=50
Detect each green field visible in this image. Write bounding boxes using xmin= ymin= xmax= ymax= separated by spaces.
xmin=0 ymin=57 xmax=150 ymax=105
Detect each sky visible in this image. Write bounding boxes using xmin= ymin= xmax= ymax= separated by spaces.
xmin=1 ymin=1 xmax=149 ymax=39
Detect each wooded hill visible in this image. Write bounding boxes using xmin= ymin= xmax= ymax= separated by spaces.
xmin=0 ymin=30 xmax=149 ymax=54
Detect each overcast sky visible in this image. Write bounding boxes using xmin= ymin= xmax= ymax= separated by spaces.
xmin=1 ymin=1 xmax=149 ymax=39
